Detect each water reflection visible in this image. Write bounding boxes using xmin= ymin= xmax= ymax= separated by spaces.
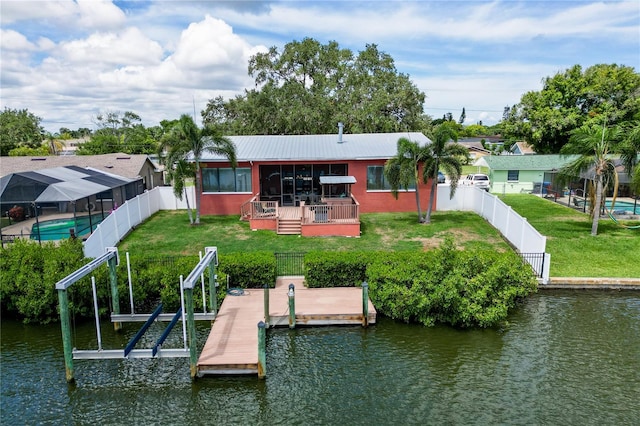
xmin=1 ymin=291 xmax=639 ymax=425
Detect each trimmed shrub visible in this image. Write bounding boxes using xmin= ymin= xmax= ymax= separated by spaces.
xmin=366 ymin=237 xmax=538 ymax=327
xmin=218 ymin=251 xmax=276 ymax=289
xmin=304 ymin=251 xmax=371 ymax=287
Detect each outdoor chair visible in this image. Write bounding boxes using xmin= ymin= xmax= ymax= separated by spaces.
xmin=572 ymin=197 xmax=586 ymax=208
xmin=255 ymin=203 xmax=276 ymax=217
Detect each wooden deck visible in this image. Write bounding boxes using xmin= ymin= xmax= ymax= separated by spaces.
xmin=196 ymin=277 xmax=376 ymax=376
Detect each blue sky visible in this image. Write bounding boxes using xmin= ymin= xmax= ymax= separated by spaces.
xmin=1 ymin=0 xmax=638 ymax=133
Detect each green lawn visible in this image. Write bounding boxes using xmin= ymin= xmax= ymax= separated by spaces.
xmin=118 ymin=195 xmax=640 ymax=278
xmin=499 ymin=194 xmax=640 ymax=278
xmin=118 ymin=210 xmax=509 ymax=255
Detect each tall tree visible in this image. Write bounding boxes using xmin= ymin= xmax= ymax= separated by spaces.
xmin=503 ymin=64 xmax=640 ymax=153
xmin=422 ymin=124 xmax=469 ymax=224
xmin=458 ymin=107 xmax=466 ymax=124
xmin=160 ymin=115 xmax=237 ymax=225
xmin=559 ymin=123 xmax=623 ymax=236
xmin=202 ymin=38 xmax=425 ymax=135
xmin=0 ymin=107 xmax=45 ymax=155
xmin=384 ymin=137 xmax=429 ymax=223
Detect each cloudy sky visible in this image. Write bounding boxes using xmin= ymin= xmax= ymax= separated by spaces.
xmin=1 ymin=0 xmax=638 ymax=133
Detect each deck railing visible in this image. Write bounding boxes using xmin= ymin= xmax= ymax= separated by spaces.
xmin=250 ymin=200 xmax=278 ymax=219
xmin=240 ymin=194 xmax=259 ymax=220
xmin=301 ymin=195 xmax=359 ymax=224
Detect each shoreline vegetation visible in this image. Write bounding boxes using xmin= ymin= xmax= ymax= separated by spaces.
xmin=2 ymin=194 xmax=637 ymax=325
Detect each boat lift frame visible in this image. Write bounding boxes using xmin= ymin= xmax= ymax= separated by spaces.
xmin=56 ymin=246 xmax=219 ymax=383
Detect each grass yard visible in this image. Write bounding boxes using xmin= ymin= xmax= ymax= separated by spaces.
xmin=118 ymin=194 xmax=639 ymax=279
xmin=499 ymin=194 xmax=640 ymax=278
xmin=118 ymin=210 xmax=509 ymax=256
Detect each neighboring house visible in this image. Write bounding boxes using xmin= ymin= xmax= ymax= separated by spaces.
xmin=510 ymin=141 xmax=536 ymax=155
xmin=197 ymin=129 xmax=436 ymax=237
xmin=455 ymin=138 xmax=492 ymax=161
xmin=474 ymin=155 xmax=579 ymax=194
xmin=0 ymin=153 xmax=163 ymax=191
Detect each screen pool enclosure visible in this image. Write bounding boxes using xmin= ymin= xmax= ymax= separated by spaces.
xmin=1 ymin=165 xmax=143 ymax=243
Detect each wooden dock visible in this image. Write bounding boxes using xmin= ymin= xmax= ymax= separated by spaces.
xmin=196 ymin=277 xmax=376 ymax=376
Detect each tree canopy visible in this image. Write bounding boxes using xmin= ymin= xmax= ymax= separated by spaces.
xmin=76 ymin=111 xmax=160 ymax=155
xmin=503 ymin=64 xmax=640 ymax=153
xmin=202 ymin=38 xmax=427 ymax=135
xmin=0 ymin=107 xmax=45 ymax=155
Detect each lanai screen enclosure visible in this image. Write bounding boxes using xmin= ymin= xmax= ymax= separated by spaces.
xmin=1 ymin=166 xmax=143 ymax=242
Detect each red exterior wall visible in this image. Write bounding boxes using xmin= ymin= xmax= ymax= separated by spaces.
xmin=199 ymin=160 xmax=436 ymax=216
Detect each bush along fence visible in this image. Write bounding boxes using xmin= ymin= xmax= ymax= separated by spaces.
xmin=437 ymin=185 xmax=550 ymax=282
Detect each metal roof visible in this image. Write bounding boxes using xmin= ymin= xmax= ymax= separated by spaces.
xmin=199 ymin=132 xmax=432 ymax=162
xmin=475 ymin=155 xmax=580 ymax=171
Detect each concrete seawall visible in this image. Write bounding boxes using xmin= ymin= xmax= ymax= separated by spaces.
xmin=540 ymin=277 xmax=640 ymax=290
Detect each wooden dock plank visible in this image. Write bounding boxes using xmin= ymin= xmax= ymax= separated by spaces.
xmin=196 ymin=283 xmax=376 ymax=376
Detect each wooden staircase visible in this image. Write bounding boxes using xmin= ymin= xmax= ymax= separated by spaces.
xmin=277 ymin=217 xmax=302 ymax=235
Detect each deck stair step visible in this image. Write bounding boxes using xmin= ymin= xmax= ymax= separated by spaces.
xmin=277 ymin=218 xmax=302 ymax=235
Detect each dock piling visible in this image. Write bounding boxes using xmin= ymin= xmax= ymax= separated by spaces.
xmin=362 ymin=281 xmax=369 ymax=327
xmin=108 ymin=254 xmax=121 ymax=331
xmin=288 ymin=284 xmax=296 ymax=329
xmin=263 ymin=283 xmax=270 ymax=327
xmin=58 ymin=289 xmax=75 ymax=383
xmin=257 ymin=321 xmax=266 ymax=379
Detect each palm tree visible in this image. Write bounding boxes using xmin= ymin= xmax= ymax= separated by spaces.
xmin=619 ymin=122 xmax=640 ymax=194
xmin=384 ymin=137 xmax=429 ymax=223
xmin=161 ymin=114 xmax=237 ymax=225
xmin=422 ymin=124 xmax=469 ymax=224
xmin=559 ymin=123 xmax=622 ymax=236
xmin=166 ymin=158 xmax=195 ymax=224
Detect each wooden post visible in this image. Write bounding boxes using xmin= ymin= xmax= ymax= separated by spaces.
xmin=108 ymin=255 xmax=121 ymax=331
xmin=208 ymin=261 xmax=217 ymax=316
xmin=362 ymin=281 xmax=369 ymax=327
xmin=257 ymin=321 xmax=266 ymax=379
xmin=58 ymin=289 xmax=75 ymax=383
xmin=185 ymin=286 xmax=198 ymax=379
xmin=263 ymin=283 xmax=270 ymax=327
xmin=288 ymin=283 xmax=295 ymax=329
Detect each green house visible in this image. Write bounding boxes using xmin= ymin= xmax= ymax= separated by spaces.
xmin=474 ymin=155 xmax=579 ymax=194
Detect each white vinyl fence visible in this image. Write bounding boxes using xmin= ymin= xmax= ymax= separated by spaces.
xmin=438 ymin=185 xmax=550 ymax=282
xmin=83 ymin=186 xmax=194 ymax=258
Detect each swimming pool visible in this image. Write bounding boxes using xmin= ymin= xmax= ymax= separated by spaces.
xmin=30 ymin=215 xmax=104 ymax=241
xmin=605 ymin=201 xmax=639 ymax=215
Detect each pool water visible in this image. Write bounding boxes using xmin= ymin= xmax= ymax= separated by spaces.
xmin=30 ymin=214 xmax=104 ymax=241
xmin=605 ymin=201 xmax=639 ymax=215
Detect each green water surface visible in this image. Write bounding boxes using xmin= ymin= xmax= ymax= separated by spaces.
xmin=1 ymin=291 xmax=639 ymax=425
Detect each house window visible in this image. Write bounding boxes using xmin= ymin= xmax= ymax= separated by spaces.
xmin=202 ymin=168 xmax=252 ymax=192
xmin=507 ymin=170 xmax=519 ymax=181
xmin=367 ymin=166 xmax=415 ymax=190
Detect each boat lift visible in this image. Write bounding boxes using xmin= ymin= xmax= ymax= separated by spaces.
xmin=56 ymin=246 xmax=219 ymax=383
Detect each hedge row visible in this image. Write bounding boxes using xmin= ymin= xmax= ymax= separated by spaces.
xmin=304 ymin=238 xmax=538 ymax=327
xmin=0 ymin=240 xmax=276 ymax=324
xmin=1 ymin=238 xmax=537 ymax=328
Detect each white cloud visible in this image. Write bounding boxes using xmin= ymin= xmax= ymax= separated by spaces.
xmin=0 ymin=29 xmax=37 ymax=51
xmin=58 ymin=27 xmax=164 ymax=66
xmin=75 ymin=0 xmax=127 ymax=30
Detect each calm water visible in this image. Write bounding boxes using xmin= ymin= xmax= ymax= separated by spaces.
xmin=2 ymin=291 xmax=639 ymax=425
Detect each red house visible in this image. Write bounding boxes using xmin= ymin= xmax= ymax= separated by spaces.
xmin=198 ymin=127 xmax=436 ymax=237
